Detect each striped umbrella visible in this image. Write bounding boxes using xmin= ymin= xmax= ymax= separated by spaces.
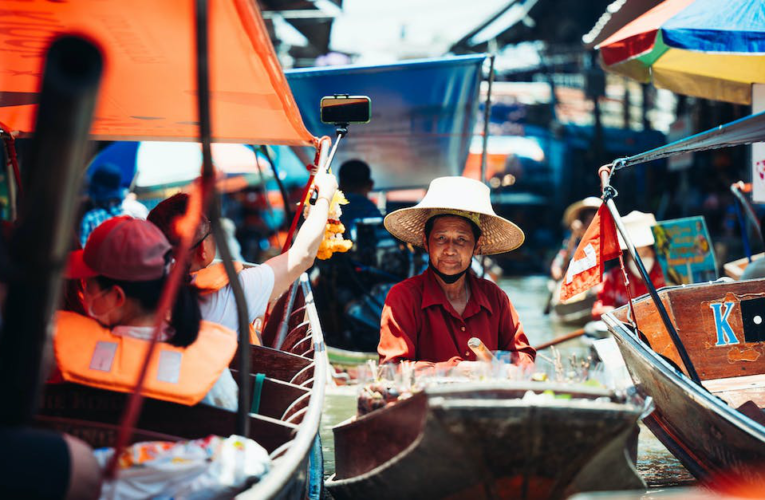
xmin=597 ymin=0 xmax=765 ymax=104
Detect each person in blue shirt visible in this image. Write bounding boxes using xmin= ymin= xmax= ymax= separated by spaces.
xmin=338 ymin=159 xmax=382 ymax=231
xmin=79 ymin=163 xmax=127 ymax=247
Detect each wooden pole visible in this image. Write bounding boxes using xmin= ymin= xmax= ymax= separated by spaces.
xmin=533 ymin=328 xmax=586 ymax=351
xmin=0 ymin=36 xmax=103 ymax=425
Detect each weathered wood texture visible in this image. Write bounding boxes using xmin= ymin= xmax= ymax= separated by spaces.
xmin=230 ymin=343 xmax=312 ymax=382
xmin=609 ymin=309 xmax=765 ymax=485
xmin=35 ymin=415 xmax=182 ymax=449
xmin=280 ymin=321 xmax=311 ymax=355
xmin=261 ymin=291 xmax=288 ymax=347
xmin=328 ymin=385 xmax=643 ymax=500
xmin=260 ymin=291 xmax=306 ymax=348
xmin=614 ymin=279 xmax=765 ymax=380
xmin=704 ymin=374 xmax=765 ymax=408
xmin=229 ymin=371 xmax=310 ymax=421
xmin=38 ymin=383 xmax=296 ymax=453
xmin=724 ymin=253 xmax=765 ymax=280
xmin=333 ymin=391 xmax=428 ymax=479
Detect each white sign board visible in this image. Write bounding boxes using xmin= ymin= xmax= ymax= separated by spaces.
xmin=753 ymin=84 xmax=765 ymax=203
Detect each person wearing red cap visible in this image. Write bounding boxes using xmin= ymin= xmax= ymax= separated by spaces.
xmin=147 ymin=173 xmax=338 ymax=340
xmin=57 ymin=216 xmax=239 ymax=410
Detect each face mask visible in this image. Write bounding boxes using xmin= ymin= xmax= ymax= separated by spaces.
xmin=628 ymin=256 xmax=654 ymax=278
xmin=84 ymin=287 xmax=112 ymax=327
xmin=428 ymin=260 xmax=470 ymax=284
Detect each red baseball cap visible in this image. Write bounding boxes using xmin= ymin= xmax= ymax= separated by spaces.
xmin=67 ymin=216 xmax=172 ymax=281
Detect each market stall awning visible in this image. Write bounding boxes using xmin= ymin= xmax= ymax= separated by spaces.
xmin=285 ymin=55 xmax=486 ymax=190
xmin=0 ymin=0 xmax=316 ymax=145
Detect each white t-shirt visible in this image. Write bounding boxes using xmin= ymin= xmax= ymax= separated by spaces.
xmin=111 ymin=324 xmax=238 ymax=411
xmin=197 ymin=264 xmax=276 ymax=335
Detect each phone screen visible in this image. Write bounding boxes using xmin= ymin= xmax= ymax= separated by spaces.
xmin=321 ymin=96 xmax=371 ymax=124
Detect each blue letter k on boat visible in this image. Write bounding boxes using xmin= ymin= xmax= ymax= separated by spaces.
xmin=710 ymin=302 xmax=739 ymax=346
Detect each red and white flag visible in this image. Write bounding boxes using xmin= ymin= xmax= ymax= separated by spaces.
xmin=560 ymin=204 xmax=622 ymax=302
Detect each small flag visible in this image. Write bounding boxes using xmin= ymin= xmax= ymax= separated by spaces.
xmin=560 ymin=204 xmax=621 ymax=302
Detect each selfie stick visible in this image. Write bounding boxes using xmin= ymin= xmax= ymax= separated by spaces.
xmin=323 ymin=123 xmax=347 ymax=174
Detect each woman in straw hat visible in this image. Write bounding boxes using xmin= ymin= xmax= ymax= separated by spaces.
xmin=550 ymin=197 xmax=601 ymax=282
xmin=591 ymin=210 xmax=666 ymax=320
xmin=379 ymin=177 xmax=536 ymax=371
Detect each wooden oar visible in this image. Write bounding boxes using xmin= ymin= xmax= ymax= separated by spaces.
xmin=533 ymin=328 xmax=586 ymax=351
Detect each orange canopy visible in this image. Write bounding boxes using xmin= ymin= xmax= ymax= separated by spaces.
xmin=0 ymin=0 xmax=317 ymax=146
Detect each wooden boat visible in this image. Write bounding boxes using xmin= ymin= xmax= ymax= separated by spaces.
xmin=549 ymin=279 xmax=597 ymax=326
xmin=602 ymin=278 xmax=765 ymax=486
xmin=0 ymin=1 xmax=340 ymax=496
xmin=724 ymin=252 xmax=765 ymax=280
xmin=326 ymin=381 xmax=646 ymax=500
xmin=36 ymin=275 xmax=328 ymax=499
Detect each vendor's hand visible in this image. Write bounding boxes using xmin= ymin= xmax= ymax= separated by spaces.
xmin=313 ymin=172 xmax=338 ymax=204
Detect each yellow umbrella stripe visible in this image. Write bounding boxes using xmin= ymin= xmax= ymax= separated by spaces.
xmin=652 ymin=48 xmax=765 ymax=104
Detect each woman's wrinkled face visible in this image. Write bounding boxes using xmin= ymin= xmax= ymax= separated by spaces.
xmin=424 ymin=216 xmax=479 ymax=276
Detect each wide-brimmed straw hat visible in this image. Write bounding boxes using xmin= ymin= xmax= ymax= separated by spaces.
xmin=383 ymin=176 xmax=524 ymax=255
xmin=617 ymin=210 xmax=657 ymax=250
xmin=563 ymin=197 xmax=601 ymax=227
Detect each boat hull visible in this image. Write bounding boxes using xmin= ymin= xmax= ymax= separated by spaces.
xmin=326 ymin=383 xmax=644 ymax=500
xmin=604 ymin=309 xmax=765 ymax=486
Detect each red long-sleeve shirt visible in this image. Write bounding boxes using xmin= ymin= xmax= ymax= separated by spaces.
xmin=378 ymin=268 xmax=536 ymax=370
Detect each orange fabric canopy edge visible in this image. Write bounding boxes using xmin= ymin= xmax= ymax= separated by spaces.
xmin=0 ymin=0 xmax=317 ymax=147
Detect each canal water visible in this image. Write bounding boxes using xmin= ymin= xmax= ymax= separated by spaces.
xmin=320 ymin=275 xmax=697 ymax=489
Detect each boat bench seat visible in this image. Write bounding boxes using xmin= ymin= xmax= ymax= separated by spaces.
xmin=703 ymin=373 xmax=765 ymax=408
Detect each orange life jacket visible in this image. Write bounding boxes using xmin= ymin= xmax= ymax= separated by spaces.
xmin=192 ymin=262 xmax=262 ymax=345
xmin=53 ymin=311 xmax=237 ymax=406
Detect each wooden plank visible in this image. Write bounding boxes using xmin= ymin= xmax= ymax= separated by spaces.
xmin=280 ymin=322 xmax=310 ymax=354
xmin=610 ymin=322 xmax=765 ymax=484
xmin=261 ymin=291 xmax=289 ymax=347
xmin=230 ymin=343 xmax=312 ymax=382
xmin=615 ymin=279 xmax=765 ymax=380
xmin=724 ymin=253 xmax=765 ymax=280
xmin=666 ymin=279 xmax=765 ymax=380
xmin=39 ymin=383 xmax=296 ymax=453
xmin=229 ymin=372 xmax=310 ymax=420
xmin=704 ymin=373 xmax=765 ymax=408
xmin=333 ymin=391 xmax=428 ymax=480
xmin=288 ymin=305 xmax=307 ymax=332
xmin=34 ymin=415 xmax=181 ymax=449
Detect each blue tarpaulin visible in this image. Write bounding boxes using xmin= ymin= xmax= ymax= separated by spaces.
xmin=663 ymin=0 xmax=765 ymax=53
xmin=285 ymin=55 xmax=486 ymax=191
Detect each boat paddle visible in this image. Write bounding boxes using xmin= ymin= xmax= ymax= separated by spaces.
xmin=533 ymin=328 xmax=586 ymax=351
